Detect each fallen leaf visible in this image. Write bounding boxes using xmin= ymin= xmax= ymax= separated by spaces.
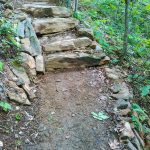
xmin=91 ymin=112 xmax=109 ymax=121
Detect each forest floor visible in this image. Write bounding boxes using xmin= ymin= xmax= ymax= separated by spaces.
xmin=24 ymin=67 xmax=116 ymax=150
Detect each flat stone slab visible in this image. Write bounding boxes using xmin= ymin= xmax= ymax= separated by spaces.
xmin=36 ymin=55 xmax=45 ymax=73
xmin=45 ymin=52 xmax=106 ymax=71
xmin=22 ymin=4 xmax=71 ymax=18
xmin=33 ymin=18 xmax=79 ymax=35
xmin=43 ymin=37 xmax=92 ymax=53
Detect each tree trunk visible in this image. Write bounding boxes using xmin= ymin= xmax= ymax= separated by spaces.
xmin=67 ymin=0 xmax=71 ymax=8
xmin=74 ymin=0 xmax=78 ymax=12
xmin=121 ymin=0 xmax=130 ymax=60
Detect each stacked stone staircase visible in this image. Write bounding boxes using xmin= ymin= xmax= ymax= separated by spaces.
xmin=20 ymin=1 xmax=109 ymax=72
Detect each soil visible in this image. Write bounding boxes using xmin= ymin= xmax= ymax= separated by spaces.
xmin=23 ymin=67 xmax=116 ymax=150
xmin=0 ymin=67 xmax=118 ymax=150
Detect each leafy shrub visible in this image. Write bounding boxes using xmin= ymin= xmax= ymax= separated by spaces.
xmin=0 ymin=17 xmax=20 ymax=59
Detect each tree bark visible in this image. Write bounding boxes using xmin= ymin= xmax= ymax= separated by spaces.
xmin=74 ymin=0 xmax=78 ymax=12
xmin=121 ymin=0 xmax=130 ymax=60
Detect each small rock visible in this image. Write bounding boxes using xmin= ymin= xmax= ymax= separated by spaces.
xmin=72 ymin=114 xmax=75 ymax=117
xmin=119 ymin=108 xmax=131 ymax=116
xmin=56 ymin=79 xmax=61 ymax=82
xmin=5 ymin=65 xmax=17 ymax=81
xmin=21 ymin=38 xmax=30 ymax=45
xmin=127 ymin=141 xmax=138 ymax=150
xmin=99 ymin=95 xmax=107 ymax=101
xmin=96 ymin=44 xmax=103 ymax=51
xmin=110 ymin=83 xmax=122 ymax=94
xmin=51 ymin=111 xmax=55 ymax=115
xmin=132 ymin=137 xmax=143 ymax=150
xmin=105 ymin=67 xmax=120 ymax=80
xmin=0 ymin=141 xmax=3 ymax=147
xmin=20 ymin=52 xmax=36 ymax=76
xmin=4 ymin=9 xmax=12 ymax=17
xmin=6 ymin=81 xmax=31 ymax=105
xmin=0 ymin=85 xmax=4 ymax=93
xmin=23 ymin=84 xmax=36 ymax=100
xmin=19 ymin=131 xmax=24 ymax=135
xmin=99 ymin=56 xmax=110 ymax=65
xmin=16 ymin=13 xmax=28 ymax=21
xmin=38 ymin=124 xmax=46 ymax=132
xmin=121 ymin=122 xmax=135 ymax=140
xmin=16 ymin=78 xmax=25 ymax=86
xmin=12 ymin=67 xmax=30 ymax=85
xmin=25 ymin=111 xmax=34 ymax=121
xmin=35 ymin=55 xmax=45 ymax=73
xmin=112 ymin=82 xmax=133 ymax=100
xmin=15 ymin=134 xmax=19 ymax=138
xmin=115 ymin=99 xmax=131 ymax=110
xmin=77 ymin=27 xmax=94 ymax=40
xmin=15 ymin=106 xmax=20 ymax=110
xmin=65 ymin=135 xmax=70 ymax=139
xmin=25 ymin=139 xmax=32 ymax=144
xmin=119 ymin=117 xmax=132 ymax=122
xmin=90 ymin=41 xmax=102 ymax=51
xmin=134 ymin=129 xmax=145 ymax=148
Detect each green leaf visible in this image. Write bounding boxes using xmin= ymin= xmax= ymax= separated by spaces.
xmin=140 ymin=85 xmax=150 ymax=97
xmin=15 ymin=113 xmax=22 ymax=121
xmin=91 ymin=112 xmax=109 ymax=121
xmin=0 ymin=101 xmax=12 ymax=111
xmin=132 ymin=103 xmax=149 ymax=122
xmin=0 ymin=61 xmax=4 ymax=72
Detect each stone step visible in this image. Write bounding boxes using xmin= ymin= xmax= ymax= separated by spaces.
xmin=33 ymin=18 xmax=79 ymax=35
xmin=43 ymin=37 xmax=92 ymax=53
xmin=21 ymin=3 xmax=71 ymax=18
xmin=45 ymin=52 xmax=107 ymax=71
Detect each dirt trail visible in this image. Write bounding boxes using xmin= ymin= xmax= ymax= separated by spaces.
xmin=24 ymin=68 xmax=115 ymax=150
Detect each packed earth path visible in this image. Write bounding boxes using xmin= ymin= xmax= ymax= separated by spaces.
xmin=1 ymin=0 xmax=141 ymax=150
xmin=25 ymin=68 xmax=115 ymax=150
xmin=21 ymin=0 xmax=116 ymax=149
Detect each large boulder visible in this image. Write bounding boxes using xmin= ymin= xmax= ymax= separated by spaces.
xmin=21 ymin=4 xmax=71 ymax=18
xmin=45 ymin=52 xmax=106 ymax=71
xmin=43 ymin=37 xmax=92 ymax=53
xmin=33 ymin=18 xmax=79 ymax=35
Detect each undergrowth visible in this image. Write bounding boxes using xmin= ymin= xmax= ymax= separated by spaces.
xmin=0 ymin=5 xmax=20 ymax=112
xmin=0 ymin=17 xmax=20 ymax=59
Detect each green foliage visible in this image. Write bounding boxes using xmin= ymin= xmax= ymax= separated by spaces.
xmin=91 ymin=112 xmax=109 ymax=121
xmin=0 ymin=61 xmax=4 ymax=72
xmin=0 ymin=101 xmax=12 ymax=111
xmin=140 ymin=85 xmax=150 ymax=97
xmin=131 ymin=103 xmax=150 ymax=134
xmin=0 ymin=16 xmax=20 ymax=58
xmin=15 ymin=113 xmax=22 ymax=121
xmin=132 ymin=103 xmax=149 ymax=122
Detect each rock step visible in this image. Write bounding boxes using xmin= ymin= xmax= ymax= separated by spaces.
xmin=43 ymin=37 xmax=93 ymax=54
xmin=33 ymin=18 xmax=79 ymax=35
xmin=21 ymin=4 xmax=71 ymax=18
xmin=45 ymin=52 xmax=107 ymax=71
